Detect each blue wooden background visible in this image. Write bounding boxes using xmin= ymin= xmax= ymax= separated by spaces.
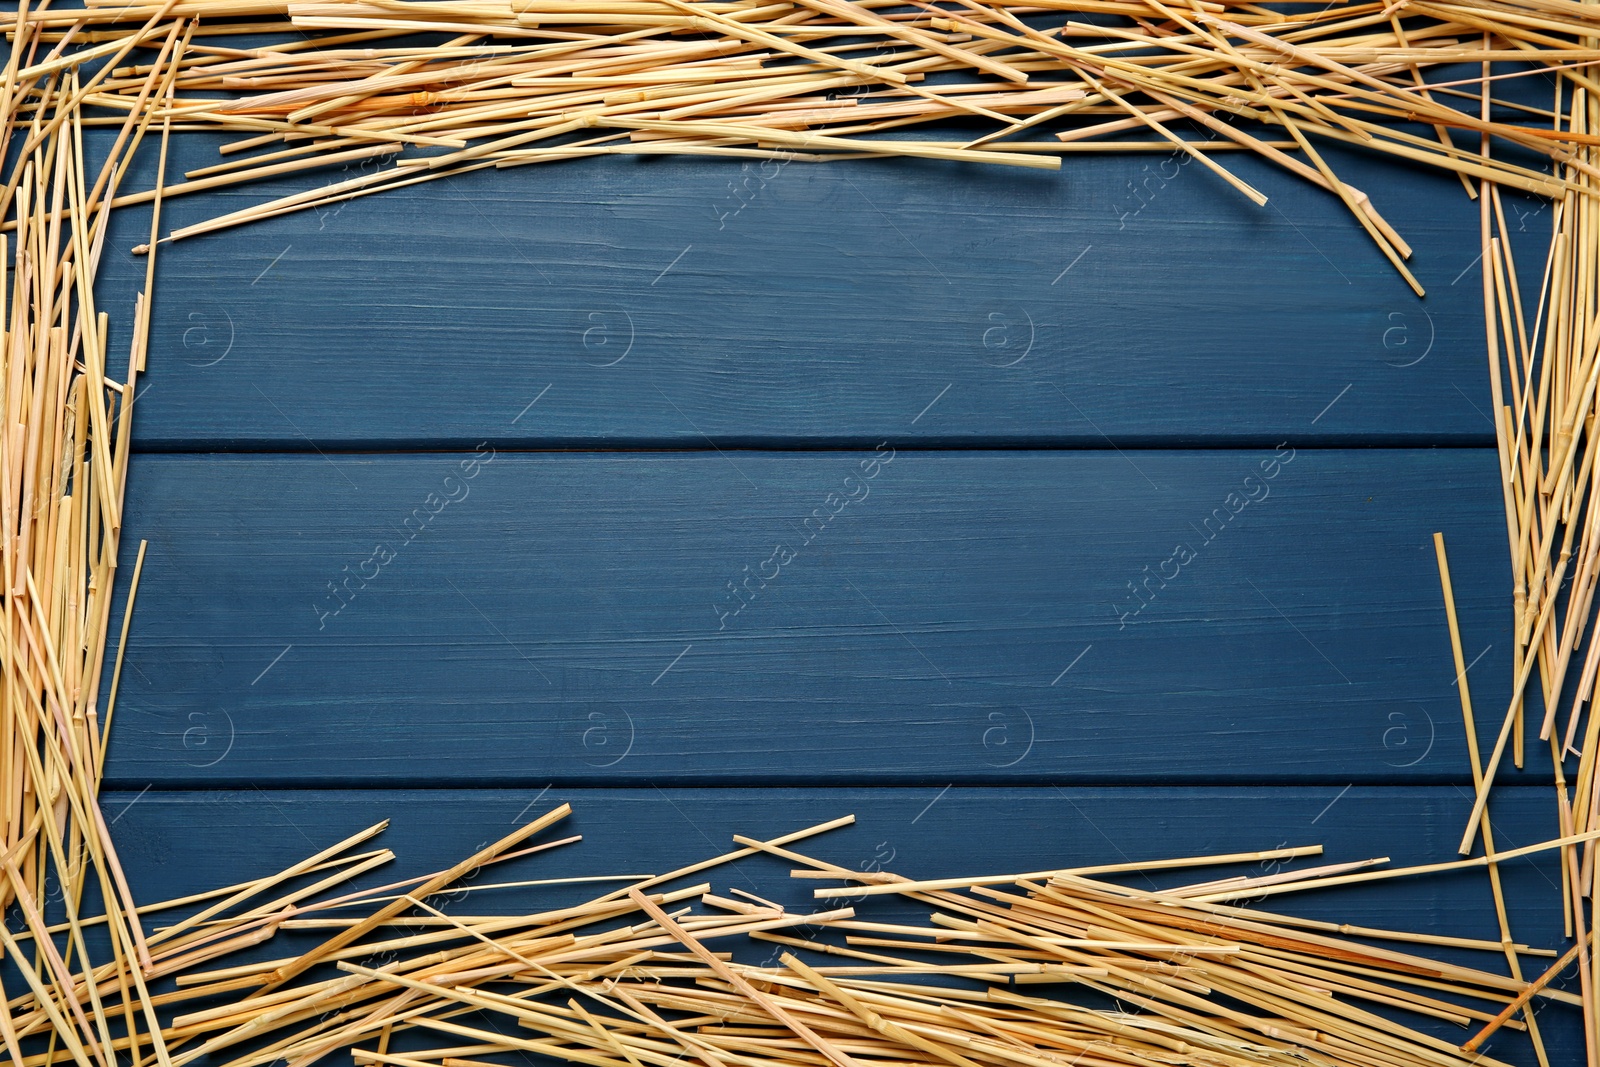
xmin=84 ymin=122 xmax=1579 ymax=1063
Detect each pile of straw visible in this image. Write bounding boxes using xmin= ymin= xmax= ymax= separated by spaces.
xmin=5 ymin=807 xmax=1592 ymax=1067
xmin=8 ymin=0 xmax=1600 ymax=1062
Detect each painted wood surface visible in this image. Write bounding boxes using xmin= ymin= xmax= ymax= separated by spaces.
xmin=100 ymin=448 xmax=1527 ymax=787
xmin=71 ymin=83 xmax=1578 ymax=1067
xmin=97 ymin=134 xmax=1540 ymax=450
xmin=97 ymin=786 xmax=1578 ymax=1066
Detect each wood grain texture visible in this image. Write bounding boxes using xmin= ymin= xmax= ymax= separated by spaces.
xmin=97 ymin=135 xmax=1539 ymax=450
xmin=78 ymin=110 xmax=1578 ymax=1067
xmin=101 ymin=448 xmax=1527 ymax=786
xmin=98 ymin=786 xmax=1577 ymax=1066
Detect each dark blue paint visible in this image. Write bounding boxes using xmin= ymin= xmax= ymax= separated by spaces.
xmin=91 ymin=136 xmax=1544 ymax=450
xmin=101 ymin=449 xmax=1532 ymax=787
xmin=70 ymin=104 xmax=1573 ymax=1067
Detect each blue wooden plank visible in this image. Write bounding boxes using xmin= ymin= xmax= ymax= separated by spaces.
xmin=98 ymin=785 xmax=1577 ymax=1067
xmin=101 ymin=448 xmax=1533 ymax=786
xmin=94 ymin=131 xmax=1537 ymax=450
